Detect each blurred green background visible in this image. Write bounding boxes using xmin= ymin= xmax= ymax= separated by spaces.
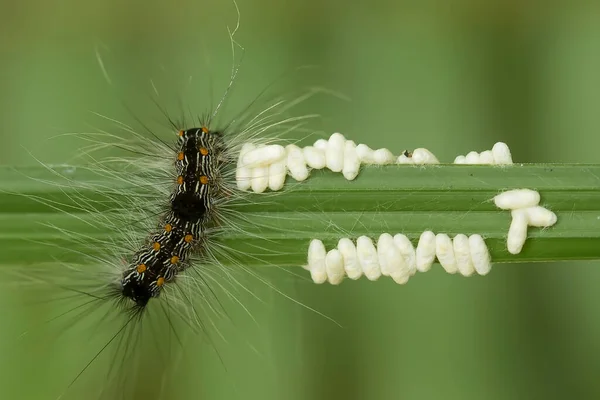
xmin=2 ymin=0 xmax=600 ymax=399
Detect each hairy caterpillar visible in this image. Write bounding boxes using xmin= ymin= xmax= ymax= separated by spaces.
xmin=2 ymin=9 xmax=326 ymax=400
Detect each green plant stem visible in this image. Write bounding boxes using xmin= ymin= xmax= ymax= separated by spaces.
xmin=1 ymin=164 xmax=599 ymax=267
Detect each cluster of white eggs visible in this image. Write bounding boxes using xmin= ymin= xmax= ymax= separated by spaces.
xmin=234 ymin=133 xmax=558 ymax=284
xmin=454 ymin=142 xmax=513 ymax=164
xmin=304 ymin=231 xmax=491 ymax=285
xmin=493 ymin=189 xmax=558 ymax=254
xmin=303 ymin=189 xmax=558 ymax=285
xmin=236 ymin=133 xmax=514 ymax=193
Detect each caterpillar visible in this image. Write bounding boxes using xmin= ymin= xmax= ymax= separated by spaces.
xmin=2 ymin=10 xmax=326 ymax=400
xmin=121 ymin=126 xmax=227 ymax=308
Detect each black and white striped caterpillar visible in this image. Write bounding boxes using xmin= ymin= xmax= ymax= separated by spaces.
xmin=4 ymin=23 xmax=324 ymax=398
xmin=120 ymin=127 xmax=228 ymax=310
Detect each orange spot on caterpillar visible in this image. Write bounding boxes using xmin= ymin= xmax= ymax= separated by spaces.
xmin=170 ymin=256 xmax=179 ymax=264
xmin=199 ymin=175 xmax=209 ymax=185
xmin=199 ymin=147 xmax=209 ymax=156
xmin=201 ymin=126 xmax=209 ymax=134
xmin=165 ymin=223 xmax=172 ymax=232
xmin=152 ymin=242 xmax=161 ymax=251
xmin=178 ymin=130 xmax=184 ymax=137
xmin=177 ymin=152 xmax=184 ymax=161
xmin=136 ymin=264 xmax=147 ymax=273
xmin=184 ymin=234 xmax=193 ymax=243
xmin=156 ymin=277 xmax=165 ymax=287
xmin=177 ymin=176 xmax=184 ymax=185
